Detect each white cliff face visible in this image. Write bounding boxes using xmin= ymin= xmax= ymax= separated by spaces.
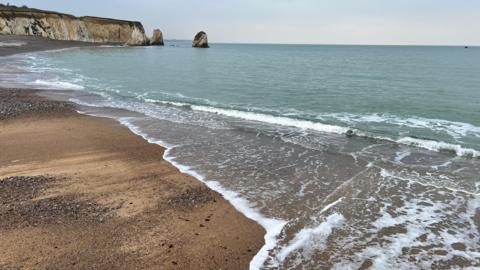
xmin=127 ymin=26 xmax=149 ymax=46
xmin=0 ymin=10 xmax=148 ymax=45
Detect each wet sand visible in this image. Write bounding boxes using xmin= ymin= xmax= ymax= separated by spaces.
xmin=0 ymin=35 xmax=99 ymax=57
xmin=0 ymin=75 xmax=264 ymax=268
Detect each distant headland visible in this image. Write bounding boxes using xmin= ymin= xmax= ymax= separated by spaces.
xmin=0 ymin=4 xmax=211 ymax=48
xmin=0 ymin=4 xmax=167 ymax=46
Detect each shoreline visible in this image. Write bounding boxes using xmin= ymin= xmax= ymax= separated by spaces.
xmin=115 ymin=118 xmax=287 ymax=269
xmin=0 ymin=35 xmax=285 ymax=268
xmin=0 ymin=88 xmax=265 ymax=269
xmin=0 ymin=35 xmax=102 ymax=57
xmin=0 ymin=37 xmax=266 ymax=269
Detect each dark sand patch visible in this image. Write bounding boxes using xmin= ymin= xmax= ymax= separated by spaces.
xmin=0 ymin=175 xmax=111 ymax=230
xmin=0 ymin=35 xmax=98 ymax=57
xmin=0 ymin=89 xmax=74 ymax=120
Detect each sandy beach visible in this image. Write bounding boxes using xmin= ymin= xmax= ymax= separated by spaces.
xmin=0 ymin=38 xmax=265 ymax=269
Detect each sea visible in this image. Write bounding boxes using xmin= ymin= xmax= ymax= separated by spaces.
xmin=1 ymin=41 xmax=479 ymax=269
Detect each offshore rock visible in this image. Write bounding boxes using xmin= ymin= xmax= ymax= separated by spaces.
xmin=150 ymin=29 xmax=164 ymax=46
xmin=192 ymin=31 xmax=208 ymax=48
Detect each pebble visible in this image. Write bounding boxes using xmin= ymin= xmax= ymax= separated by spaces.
xmin=0 ymin=89 xmax=74 ymax=120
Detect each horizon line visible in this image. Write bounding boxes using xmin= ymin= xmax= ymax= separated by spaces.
xmin=164 ymin=39 xmax=478 ymax=47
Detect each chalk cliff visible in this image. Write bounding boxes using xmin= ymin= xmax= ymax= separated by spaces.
xmin=0 ymin=6 xmax=148 ymax=45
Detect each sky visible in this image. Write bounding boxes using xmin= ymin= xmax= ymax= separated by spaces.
xmin=4 ymin=0 xmax=480 ymax=45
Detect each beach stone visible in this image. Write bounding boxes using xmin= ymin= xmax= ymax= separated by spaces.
xmin=150 ymin=29 xmax=164 ymax=46
xmin=0 ymin=89 xmax=74 ymax=120
xmin=192 ymin=31 xmax=209 ymax=48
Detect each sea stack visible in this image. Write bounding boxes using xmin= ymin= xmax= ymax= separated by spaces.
xmin=150 ymin=29 xmax=164 ymax=46
xmin=192 ymin=31 xmax=209 ymax=48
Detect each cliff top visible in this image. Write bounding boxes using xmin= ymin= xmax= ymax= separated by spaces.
xmin=0 ymin=4 xmax=142 ymax=25
xmin=0 ymin=4 xmax=76 ymax=17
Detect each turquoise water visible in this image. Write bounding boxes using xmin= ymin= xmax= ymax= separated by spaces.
xmin=23 ymin=42 xmax=480 ymax=154
xmin=3 ymin=42 xmax=480 ymax=269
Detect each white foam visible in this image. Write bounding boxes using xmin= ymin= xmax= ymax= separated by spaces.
xmin=380 ymin=168 xmax=479 ymax=196
xmin=394 ymin=150 xmax=411 ymax=163
xmin=141 ymin=98 xmax=350 ymax=135
xmin=356 ymin=170 xmax=480 ymax=268
xmin=318 ymin=112 xmax=480 ymax=139
xmin=347 ymin=195 xmax=479 ymax=270
xmin=31 ymin=79 xmax=85 ymax=90
xmin=371 ymin=208 xmax=401 ymax=229
xmin=205 ymin=181 xmax=287 ymax=270
xmin=431 ymin=160 xmax=453 ymax=170
xmin=0 ymin=42 xmax=26 ymax=47
xmin=275 ymin=213 xmax=345 ymax=264
xmin=69 ymin=98 xmax=112 ymax=108
xmin=330 ymin=190 xmax=478 ymax=269
xmin=190 ymin=105 xmax=349 ymax=135
xmin=397 ymin=137 xmax=480 ymax=158
xmin=320 ymin=197 xmax=344 ymax=214
xmin=98 ymin=45 xmax=126 ymax=48
xmin=146 ymin=99 xmax=191 ymax=108
xmin=116 ymin=117 xmax=287 ymax=270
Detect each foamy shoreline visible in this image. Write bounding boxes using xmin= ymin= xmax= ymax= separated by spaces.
xmin=116 ymin=117 xmax=288 ymax=269
xmin=0 ymin=37 xmax=268 ymax=269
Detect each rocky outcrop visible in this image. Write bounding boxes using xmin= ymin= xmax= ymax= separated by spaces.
xmin=192 ymin=31 xmax=208 ymax=48
xmin=150 ymin=29 xmax=163 ymax=46
xmin=0 ymin=6 xmax=148 ymax=45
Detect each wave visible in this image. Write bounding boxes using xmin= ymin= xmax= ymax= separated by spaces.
xmin=0 ymin=41 xmax=26 ymax=47
xmin=31 ymin=79 xmax=85 ymax=90
xmin=71 ymin=96 xmax=480 ymax=158
xmin=144 ymin=99 xmax=192 ymax=108
xmin=98 ymin=45 xmax=127 ymax=48
xmin=154 ymin=100 xmax=480 ymax=158
xmin=192 ymin=106 xmax=350 ymax=134
xmin=317 ymin=112 xmax=480 ymax=139
xmin=359 ymin=133 xmax=480 ymax=158
xmin=150 ymin=100 xmax=349 ymax=135
xmin=396 ymin=137 xmax=480 ymax=158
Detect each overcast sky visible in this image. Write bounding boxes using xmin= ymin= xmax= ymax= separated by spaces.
xmin=5 ymin=0 xmax=480 ymax=45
